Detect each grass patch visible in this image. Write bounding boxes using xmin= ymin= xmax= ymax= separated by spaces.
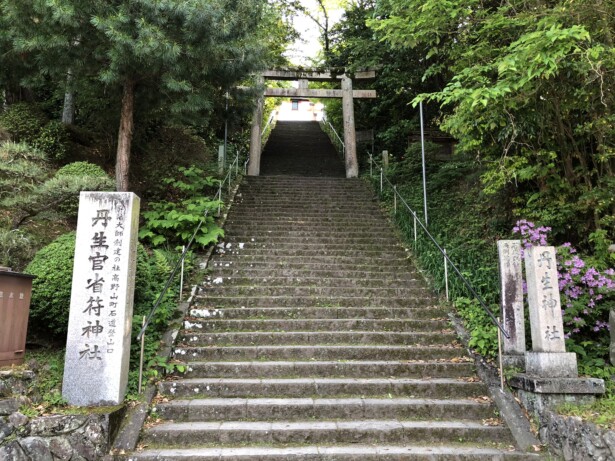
xmin=558 ymin=397 xmax=615 ymax=429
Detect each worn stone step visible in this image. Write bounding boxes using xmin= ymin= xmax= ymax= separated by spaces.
xmin=197 ymin=295 xmax=435 ymax=308
xmin=155 ymin=397 xmax=496 ymax=422
xmin=171 ymin=345 xmax=464 ymax=362
xmin=177 ymin=360 xmax=476 ymax=379
xmin=221 ymin=235 xmax=399 ymax=246
xmin=186 ymin=306 xmax=447 ymax=320
xmin=224 ymin=230 xmax=398 ymax=241
xmin=120 ymin=445 xmax=541 ymax=460
xmin=202 ymin=276 xmax=421 ymax=289
xmin=231 ymin=202 xmax=383 ymax=211
xmin=206 ymin=270 xmax=421 ymax=284
xmin=177 ymin=331 xmax=457 ymax=347
xmin=222 ymin=223 xmax=395 ymax=233
xmin=199 ymin=285 xmax=428 ymax=298
xmin=182 ymin=319 xmax=449 ymax=333
xmin=214 ymin=247 xmax=407 ymax=259
xmin=159 ymin=377 xmax=487 ymax=400
xmin=209 ymin=258 xmax=413 ymax=271
xmin=143 ymin=419 xmax=511 ymax=446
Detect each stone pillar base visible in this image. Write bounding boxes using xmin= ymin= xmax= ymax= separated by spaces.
xmin=526 ymin=351 xmax=577 ymax=378
xmin=502 ymin=354 xmax=526 ymax=370
xmin=509 ymin=374 xmax=605 ymax=416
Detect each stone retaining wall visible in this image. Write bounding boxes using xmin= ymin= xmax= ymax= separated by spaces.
xmin=539 ymin=410 xmax=615 ymax=461
xmin=0 ymin=369 xmax=124 ymax=460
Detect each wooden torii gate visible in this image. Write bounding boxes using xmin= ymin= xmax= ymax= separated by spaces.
xmin=248 ymin=69 xmax=377 ymax=178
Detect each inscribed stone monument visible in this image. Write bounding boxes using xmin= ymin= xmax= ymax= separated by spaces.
xmin=497 ymin=240 xmax=526 ymax=367
xmin=62 ymin=192 xmax=140 ymax=406
xmin=524 ymin=246 xmax=577 ymax=377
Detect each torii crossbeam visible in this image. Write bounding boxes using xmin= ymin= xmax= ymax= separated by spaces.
xmin=248 ymin=69 xmax=377 ymax=178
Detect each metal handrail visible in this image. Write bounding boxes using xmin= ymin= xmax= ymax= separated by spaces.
xmin=320 ymin=115 xmax=345 ymax=160
xmin=137 ymin=211 xmax=209 ymax=343
xmin=261 ymin=110 xmax=277 ymax=138
xmin=216 ymin=150 xmax=241 ymax=215
xmin=378 ymin=167 xmax=509 ymax=339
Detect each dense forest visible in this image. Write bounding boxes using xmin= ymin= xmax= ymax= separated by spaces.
xmin=0 ymin=0 xmax=613 ymax=406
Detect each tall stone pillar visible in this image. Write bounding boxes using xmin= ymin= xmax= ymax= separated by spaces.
xmin=497 ymin=240 xmax=526 ymax=368
xmin=248 ymin=76 xmax=264 ymax=176
xmin=341 ymin=76 xmax=358 ymax=178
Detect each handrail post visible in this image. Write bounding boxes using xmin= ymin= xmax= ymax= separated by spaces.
xmin=380 ymin=168 xmax=383 ymax=194
xmin=179 ymin=245 xmax=185 ymax=301
xmin=393 ymin=186 xmax=397 ymax=214
xmin=413 ymin=213 xmax=417 ymax=242
xmin=369 ymin=155 xmax=373 ymax=177
xmin=138 ymin=315 xmax=146 ymax=393
xmin=444 ymin=248 xmax=449 ymax=301
xmin=498 ymin=321 xmax=505 ymax=390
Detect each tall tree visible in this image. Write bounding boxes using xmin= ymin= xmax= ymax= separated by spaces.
xmin=1 ymin=0 xmax=273 ymax=191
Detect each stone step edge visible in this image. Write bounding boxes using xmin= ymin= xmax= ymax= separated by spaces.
xmin=122 ymin=445 xmax=537 ymax=459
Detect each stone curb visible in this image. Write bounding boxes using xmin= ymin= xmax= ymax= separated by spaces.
xmin=448 ymin=313 xmax=542 ymax=452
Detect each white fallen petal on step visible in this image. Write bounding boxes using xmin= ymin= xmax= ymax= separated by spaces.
xmin=194 ymin=388 xmax=199 ymax=393
xmin=213 ymin=277 xmax=223 ymax=284
xmin=238 ymin=243 xmax=245 ymax=249
xmin=226 ymin=243 xmax=232 ymax=249
xmin=251 ymin=238 xmax=255 ymax=242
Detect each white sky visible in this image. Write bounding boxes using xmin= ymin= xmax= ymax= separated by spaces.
xmin=283 ymin=1 xmax=344 ymax=66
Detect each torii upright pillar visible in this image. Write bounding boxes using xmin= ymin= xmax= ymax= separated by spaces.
xmin=248 ymin=76 xmax=264 ymax=176
xmin=341 ymin=76 xmax=358 ymax=178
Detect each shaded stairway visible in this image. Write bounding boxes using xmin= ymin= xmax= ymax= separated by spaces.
xmin=126 ymin=176 xmax=541 ymax=460
xmin=260 ymin=121 xmax=346 ymax=177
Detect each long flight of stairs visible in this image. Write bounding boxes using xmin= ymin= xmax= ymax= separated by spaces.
xmin=127 ymin=171 xmax=541 ymax=459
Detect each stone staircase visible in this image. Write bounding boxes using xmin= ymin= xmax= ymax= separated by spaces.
xmin=126 ymin=172 xmax=542 ymax=460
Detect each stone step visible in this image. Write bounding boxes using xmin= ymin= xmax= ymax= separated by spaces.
xmin=213 ymin=247 xmax=408 ymax=259
xmin=222 ymin=223 xmax=396 ymax=233
xmin=209 ymin=258 xmax=413 ymax=271
xmin=206 ymin=270 xmax=420 ymax=283
xmin=120 ymin=445 xmax=540 ymax=460
xmin=142 ymin=419 xmax=511 ymax=446
xmin=158 ymin=378 xmax=488 ymax=399
xmin=171 ymin=345 xmax=464 ymax=362
xmin=221 ymin=235 xmax=399 ymax=245
xmin=202 ymin=276 xmax=421 ymax=289
xmin=223 ymin=230 xmax=398 ymax=240
xmin=177 ymin=331 xmax=457 ymax=347
xmin=181 ymin=319 xmax=449 ymax=333
xmin=177 ymin=360 xmax=476 ymax=379
xmin=196 ymin=295 xmax=435 ymax=308
xmin=199 ymin=285 xmax=429 ymax=298
xmin=186 ymin=306 xmax=447 ymax=320
xmin=155 ymin=397 xmax=496 ymax=422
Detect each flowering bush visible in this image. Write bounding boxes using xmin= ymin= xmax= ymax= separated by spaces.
xmin=513 ymin=219 xmax=615 ymax=363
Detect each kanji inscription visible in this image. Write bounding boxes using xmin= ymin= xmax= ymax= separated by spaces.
xmin=62 ymin=192 xmax=140 ymax=406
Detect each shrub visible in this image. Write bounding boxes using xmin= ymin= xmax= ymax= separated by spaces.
xmin=0 ymin=142 xmax=49 ymax=198
xmin=56 ymin=161 xmax=107 ymax=178
xmin=1 ymin=169 xmax=115 ymax=222
xmin=0 ymin=103 xmax=46 ymax=143
xmin=32 ymin=121 xmax=70 ymax=161
xmin=0 ymin=228 xmax=34 ymax=271
xmin=26 ymin=232 xmax=76 ymax=338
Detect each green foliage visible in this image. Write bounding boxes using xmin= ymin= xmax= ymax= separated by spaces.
xmin=56 ymin=161 xmax=107 ymax=178
xmin=0 ymin=141 xmax=49 ymax=198
xmin=0 ymin=103 xmax=46 ymax=142
xmin=2 ymin=173 xmax=115 ymax=223
xmin=0 ymin=228 xmax=34 ymax=271
xmin=368 ymin=0 xmax=615 ymax=249
xmin=139 ymin=166 xmax=224 ymax=248
xmin=0 ymin=104 xmax=70 ymax=161
xmin=25 ymin=232 xmax=76 ymax=338
xmin=31 ymin=120 xmax=70 ymax=161
xmin=455 ymin=297 xmax=499 ymax=359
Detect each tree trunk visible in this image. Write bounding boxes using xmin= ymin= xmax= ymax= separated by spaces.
xmin=62 ymin=70 xmax=75 ymax=125
xmin=116 ymin=79 xmax=135 ymax=192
